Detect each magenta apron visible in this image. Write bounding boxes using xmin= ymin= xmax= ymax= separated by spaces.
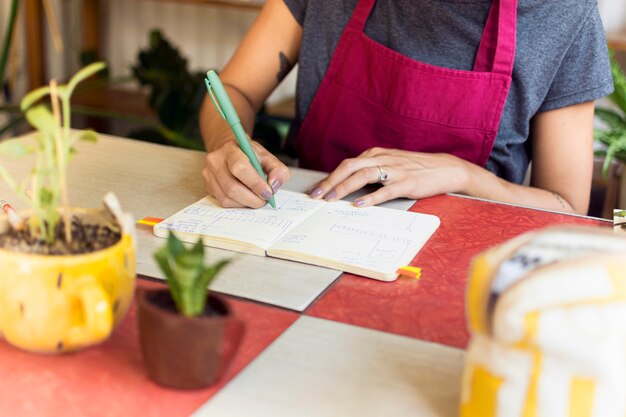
xmin=296 ymin=0 xmax=517 ymax=172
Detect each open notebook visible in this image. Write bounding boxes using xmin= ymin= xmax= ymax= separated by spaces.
xmin=153 ymin=190 xmax=440 ymax=281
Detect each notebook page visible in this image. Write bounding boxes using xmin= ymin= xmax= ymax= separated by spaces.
xmin=154 ymin=190 xmax=326 ymax=253
xmin=268 ymin=201 xmax=440 ymax=280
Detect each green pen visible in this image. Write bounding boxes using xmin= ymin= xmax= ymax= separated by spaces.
xmin=204 ymin=70 xmax=277 ymax=209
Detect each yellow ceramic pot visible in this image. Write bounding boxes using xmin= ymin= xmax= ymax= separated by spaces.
xmin=0 ymin=209 xmax=136 ymax=353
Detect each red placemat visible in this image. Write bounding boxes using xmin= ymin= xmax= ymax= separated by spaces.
xmin=0 ymin=279 xmax=298 ymax=417
xmin=306 ymin=195 xmax=610 ymax=349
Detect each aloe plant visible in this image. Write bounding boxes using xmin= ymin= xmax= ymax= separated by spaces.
xmin=154 ymin=232 xmax=230 ymax=317
xmin=0 ymin=62 xmax=106 ymax=243
xmin=595 ymin=52 xmax=626 ymax=175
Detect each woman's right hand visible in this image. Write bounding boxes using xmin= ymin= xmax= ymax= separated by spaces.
xmin=202 ymin=139 xmax=290 ymax=208
xmin=198 ymin=0 xmax=300 ymax=208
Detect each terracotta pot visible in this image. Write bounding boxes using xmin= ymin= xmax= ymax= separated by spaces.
xmin=136 ymin=288 xmax=245 ymax=389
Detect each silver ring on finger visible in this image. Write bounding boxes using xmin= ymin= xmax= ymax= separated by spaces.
xmin=376 ymin=166 xmax=389 ymax=184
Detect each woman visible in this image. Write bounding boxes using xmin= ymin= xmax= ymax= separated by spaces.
xmin=200 ymin=0 xmax=613 ymax=214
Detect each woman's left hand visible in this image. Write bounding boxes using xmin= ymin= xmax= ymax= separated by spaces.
xmin=308 ymin=147 xmax=473 ymax=206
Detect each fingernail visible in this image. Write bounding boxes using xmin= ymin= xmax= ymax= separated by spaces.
xmin=261 ymin=190 xmax=273 ymax=200
xmin=309 ymin=187 xmax=323 ymax=198
xmin=271 ymin=180 xmax=281 ymax=193
xmin=355 ymin=198 xmax=365 ymax=206
xmin=324 ymin=189 xmax=337 ymax=201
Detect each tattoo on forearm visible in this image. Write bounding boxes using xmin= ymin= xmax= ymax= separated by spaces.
xmin=276 ymin=52 xmax=293 ymax=82
xmin=552 ymin=192 xmax=567 ymax=210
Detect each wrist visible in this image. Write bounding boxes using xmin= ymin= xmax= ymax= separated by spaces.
xmin=453 ymin=163 xmax=474 ymax=195
xmin=454 ymin=160 xmax=498 ymax=198
xmin=205 ymin=129 xmax=238 ymax=153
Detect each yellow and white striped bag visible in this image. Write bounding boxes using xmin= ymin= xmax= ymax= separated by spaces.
xmin=461 ymin=227 xmax=626 ymax=417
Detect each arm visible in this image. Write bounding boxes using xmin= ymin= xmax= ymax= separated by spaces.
xmin=200 ymin=0 xmax=302 ymax=207
xmin=459 ymin=101 xmax=593 ymax=214
xmin=526 ymin=101 xmax=594 ymax=214
xmin=309 ymin=101 xmax=594 ymax=215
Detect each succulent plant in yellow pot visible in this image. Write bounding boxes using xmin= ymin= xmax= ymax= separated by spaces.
xmin=0 ymin=62 xmax=136 ymax=353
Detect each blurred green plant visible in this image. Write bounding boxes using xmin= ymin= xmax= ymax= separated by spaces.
xmin=2 ymin=27 xmax=286 ymax=155
xmin=0 ymin=0 xmax=20 ymax=93
xmin=0 ymin=63 xmax=105 ymax=243
xmin=129 ymin=31 xmax=206 ymax=150
xmin=154 ymin=231 xmax=230 ymax=317
xmin=0 ymin=0 xmax=23 ymax=137
xmin=595 ymin=52 xmax=626 ymax=175
xmin=129 ymin=30 xmax=284 ymax=154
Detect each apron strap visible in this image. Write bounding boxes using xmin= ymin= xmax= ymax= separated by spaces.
xmin=473 ymin=0 xmax=518 ymax=76
xmin=346 ymin=0 xmax=377 ymax=33
xmin=349 ymin=0 xmax=517 ymax=75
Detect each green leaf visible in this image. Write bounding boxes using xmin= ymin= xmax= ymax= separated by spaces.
xmin=610 ymin=131 xmax=626 ymax=153
xmin=608 ymin=53 xmax=626 ymax=114
xmin=175 ymin=239 xmax=204 ymax=270
xmin=173 ymin=256 xmax=200 ymax=286
xmin=24 ymin=105 xmax=57 ymax=135
xmin=188 ymin=258 xmax=230 ymax=315
xmin=595 ymin=107 xmax=626 ymax=131
xmin=601 ymin=130 xmax=626 ymax=176
xmin=166 ymin=231 xmax=186 ymax=261
xmin=603 ymin=145 xmax=616 ymax=176
xmin=69 ymin=129 xmax=98 ymax=148
xmin=20 ymin=86 xmax=51 ymax=111
xmin=76 ymin=129 xmax=98 ymax=143
xmin=154 ymin=245 xmax=174 ymax=280
xmin=66 ymin=62 xmax=107 ymax=98
xmin=595 ymin=129 xmax=621 ymax=148
xmin=594 ymin=128 xmax=611 ymax=142
xmin=0 ymin=140 xmax=30 ymax=157
xmin=152 ymin=231 xmax=231 ymax=316
xmin=39 ymin=187 xmax=55 ymax=206
xmin=0 ymin=0 xmax=20 ymax=92
xmin=0 ymin=163 xmax=18 ymax=191
xmin=197 ymin=258 xmax=230 ymax=291
xmin=154 ymin=243 xmax=183 ymax=309
xmin=180 ymin=291 xmax=199 ymax=316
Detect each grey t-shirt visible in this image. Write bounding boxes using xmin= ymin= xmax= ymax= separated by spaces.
xmin=283 ymin=0 xmax=613 ymax=183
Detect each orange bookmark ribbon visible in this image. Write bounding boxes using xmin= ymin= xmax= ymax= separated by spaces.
xmin=396 ymin=266 xmax=422 ymax=280
xmin=137 ymin=217 xmax=163 ymax=226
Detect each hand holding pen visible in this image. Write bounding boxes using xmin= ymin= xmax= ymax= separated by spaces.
xmin=204 ymin=70 xmax=286 ymax=209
